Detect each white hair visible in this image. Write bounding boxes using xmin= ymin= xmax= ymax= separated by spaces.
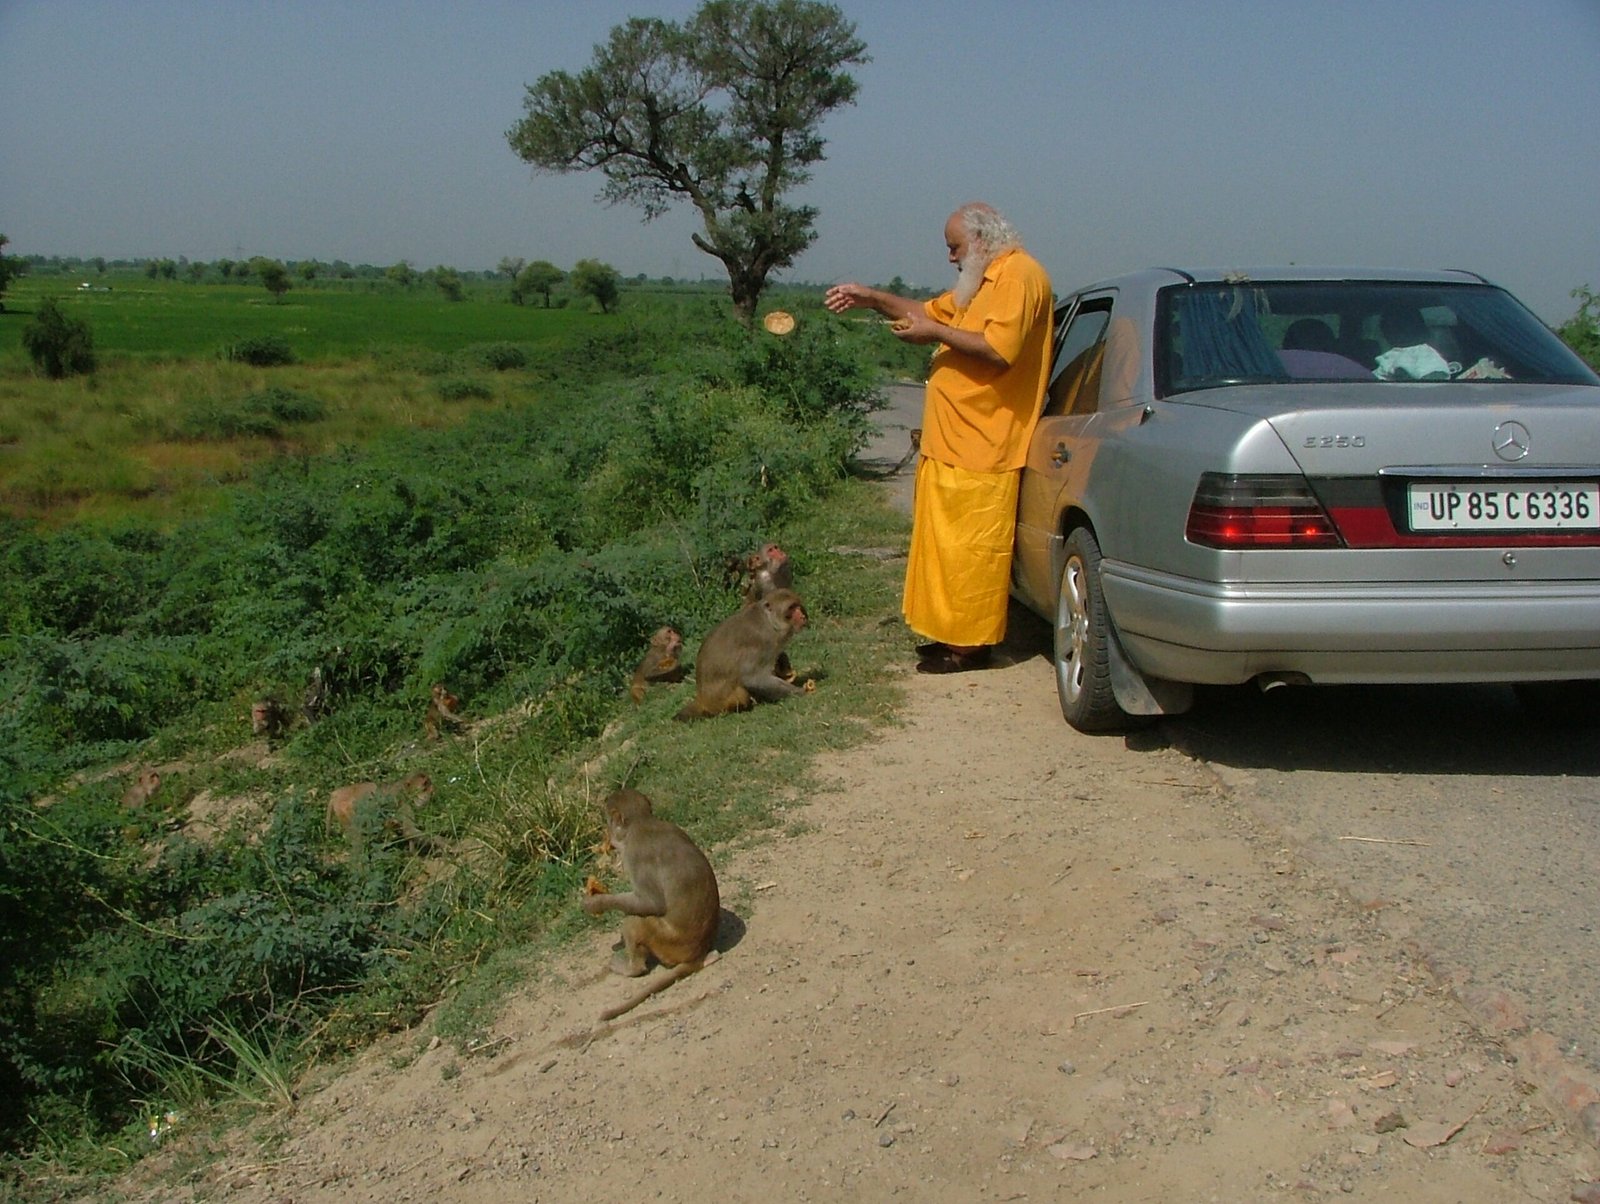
xmin=957 ymin=204 xmax=1022 ymax=257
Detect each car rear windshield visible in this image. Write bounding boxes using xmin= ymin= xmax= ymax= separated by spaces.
xmin=1157 ymin=281 xmax=1600 ymax=396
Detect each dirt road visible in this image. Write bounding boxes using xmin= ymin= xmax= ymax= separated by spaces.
xmin=120 ymin=390 xmax=1600 ymax=1202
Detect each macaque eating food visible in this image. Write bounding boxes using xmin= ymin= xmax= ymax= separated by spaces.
xmin=423 ymin=683 xmax=467 ymax=741
xmin=740 ymin=543 xmax=797 ymax=680
xmin=630 ymin=626 xmax=687 ymax=704
xmin=740 ymin=542 xmax=794 ymax=604
xmin=674 ymin=589 xmax=812 ymax=721
xmin=581 ymin=788 xmax=720 ymax=1021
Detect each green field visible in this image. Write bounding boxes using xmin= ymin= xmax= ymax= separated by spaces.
xmin=1 ymin=275 xmax=598 ymax=360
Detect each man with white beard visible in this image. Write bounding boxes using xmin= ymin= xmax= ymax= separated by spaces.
xmin=824 ymin=202 xmax=1053 ymax=673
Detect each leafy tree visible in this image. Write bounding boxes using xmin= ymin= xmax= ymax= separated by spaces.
xmin=429 ymin=265 xmax=465 ymax=301
xmin=1557 ymin=285 xmax=1600 ymax=372
xmin=507 ymin=0 xmax=868 ymax=325
xmin=387 ymin=261 xmax=416 ymax=289
xmin=21 ymin=297 xmax=96 ymax=378
xmin=300 ymin=260 xmax=320 ymax=282
xmin=512 ymin=259 xmax=565 ymax=307
xmin=498 ymin=256 xmax=526 ymax=281
xmin=570 ymin=258 xmax=622 ymax=314
xmin=250 ymin=256 xmax=292 ymax=302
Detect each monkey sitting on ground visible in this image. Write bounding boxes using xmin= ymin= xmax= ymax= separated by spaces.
xmin=119 ymin=768 xmax=162 ymax=808
xmin=581 ymin=788 xmax=721 ymax=1021
xmin=740 ymin=542 xmax=794 ymax=602
xmin=423 ymin=683 xmax=467 ymax=741
xmin=325 ymin=772 xmax=435 ymax=854
xmin=630 ymin=626 xmax=687 ymax=704
xmin=251 ymin=697 xmax=291 ymax=743
xmin=740 ymin=543 xmax=798 ymax=681
xmin=674 ymin=589 xmax=813 ymax=721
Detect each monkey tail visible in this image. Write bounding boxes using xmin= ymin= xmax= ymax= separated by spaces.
xmin=630 ymin=677 xmax=647 ymax=705
xmin=598 ymin=952 xmax=719 ymax=1022
xmin=673 ymin=699 xmax=708 ymax=722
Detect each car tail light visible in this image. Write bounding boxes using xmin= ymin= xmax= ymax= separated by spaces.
xmin=1186 ymin=473 xmax=1344 ymax=548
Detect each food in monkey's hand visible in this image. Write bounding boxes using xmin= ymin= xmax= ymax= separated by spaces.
xmin=585 ymin=875 xmax=608 ymax=896
xmin=890 ymin=317 xmax=913 ymax=332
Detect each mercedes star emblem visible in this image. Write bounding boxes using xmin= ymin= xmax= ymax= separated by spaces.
xmin=1491 ymin=420 xmax=1531 ymax=462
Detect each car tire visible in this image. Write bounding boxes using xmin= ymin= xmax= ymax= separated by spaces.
xmin=1512 ymin=681 xmax=1600 ymax=726
xmin=1054 ymin=526 xmax=1131 ymax=732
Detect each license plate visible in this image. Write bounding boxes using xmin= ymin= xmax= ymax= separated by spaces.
xmin=1407 ymin=482 xmax=1600 ymax=531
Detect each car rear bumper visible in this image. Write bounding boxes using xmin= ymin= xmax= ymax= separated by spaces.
xmin=1101 ymin=562 xmax=1600 ymax=685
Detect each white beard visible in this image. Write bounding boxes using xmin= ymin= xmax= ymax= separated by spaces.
xmin=952 ymin=249 xmax=990 ymax=308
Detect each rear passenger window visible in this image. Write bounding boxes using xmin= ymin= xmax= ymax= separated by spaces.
xmin=1043 ymin=300 xmax=1113 ymax=417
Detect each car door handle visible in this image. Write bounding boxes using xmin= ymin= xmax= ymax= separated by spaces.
xmin=1052 ymin=442 xmax=1070 ymax=465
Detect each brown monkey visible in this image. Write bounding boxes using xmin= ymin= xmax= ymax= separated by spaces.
xmin=423 ymin=683 xmax=467 ymax=741
xmin=325 ymin=772 xmax=435 ymax=852
xmin=581 ymin=788 xmax=720 ymax=1021
xmin=894 ymin=427 xmax=923 ymax=474
xmin=741 ymin=543 xmax=798 ymax=681
xmin=119 ymin=768 xmax=162 ymax=808
xmin=675 ymin=589 xmax=812 ymax=721
xmin=630 ymin=626 xmax=687 ymax=704
xmin=250 ymin=697 xmax=290 ymax=742
xmin=740 ymin=542 xmax=794 ymax=602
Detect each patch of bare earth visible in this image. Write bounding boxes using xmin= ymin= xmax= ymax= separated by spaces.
xmin=121 ymin=609 xmax=1600 ymax=1203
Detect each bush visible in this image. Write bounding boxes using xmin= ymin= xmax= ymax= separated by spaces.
xmin=435 ymin=377 xmax=492 ymax=403
xmin=171 ymin=387 xmax=326 ymax=440
xmin=21 ymin=298 xmax=96 ymax=379
xmin=224 ymin=334 xmax=295 ymax=366
xmin=462 ymin=342 xmax=528 ymax=371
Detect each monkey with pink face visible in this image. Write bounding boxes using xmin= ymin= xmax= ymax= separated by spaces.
xmin=675 ymin=589 xmax=812 ymax=721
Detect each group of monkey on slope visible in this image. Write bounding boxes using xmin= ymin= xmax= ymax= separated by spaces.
xmin=116 ymin=541 xmax=811 ymax=1021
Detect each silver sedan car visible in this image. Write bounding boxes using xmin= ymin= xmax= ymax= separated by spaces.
xmin=1010 ymin=267 xmax=1600 ymax=731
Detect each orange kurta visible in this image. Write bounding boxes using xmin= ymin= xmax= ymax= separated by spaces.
xmin=904 ymin=248 xmax=1053 ymax=646
xmin=919 ymin=248 xmax=1054 ymax=472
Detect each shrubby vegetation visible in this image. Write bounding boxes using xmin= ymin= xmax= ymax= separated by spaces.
xmin=0 ymin=297 xmax=894 ymax=1183
xmin=20 ymin=297 xmax=96 ymax=378
xmin=1557 ymin=284 xmax=1600 ymax=371
xmin=224 ymin=333 xmax=296 ymax=366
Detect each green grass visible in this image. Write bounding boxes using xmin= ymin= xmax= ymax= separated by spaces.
xmin=0 ymin=276 xmax=589 ymax=363
xmin=0 ymin=279 xmax=626 ymax=524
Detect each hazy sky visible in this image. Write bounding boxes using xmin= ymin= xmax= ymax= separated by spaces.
xmin=2 ymin=0 xmax=1597 ymax=321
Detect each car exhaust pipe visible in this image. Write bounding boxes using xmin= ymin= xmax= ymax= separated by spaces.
xmin=1256 ymin=672 xmax=1311 ymax=693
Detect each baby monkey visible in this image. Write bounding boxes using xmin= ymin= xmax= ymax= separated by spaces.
xmin=630 ymin=626 xmax=687 ymax=704
xmin=582 ymin=788 xmax=720 ymax=1021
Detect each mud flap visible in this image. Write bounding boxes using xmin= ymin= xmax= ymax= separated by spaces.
xmin=1107 ymin=615 xmax=1194 ymax=717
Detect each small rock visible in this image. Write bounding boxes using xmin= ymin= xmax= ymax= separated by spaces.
xmin=1047 ymin=1141 xmax=1098 ymax=1161
xmin=1373 ymin=1110 xmax=1407 ymax=1134
xmin=1482 ymin=1128 xmax=1522 ymax=1156
xmin=878 ymin=1132 xmax=895 ymax=1148
xmin=1570 ymin=1182 xmax=1600 ymax=1204
xmin=1057 ymin=1060 xmax=1076 ymax=1075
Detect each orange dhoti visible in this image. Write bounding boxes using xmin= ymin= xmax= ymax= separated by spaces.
xmin=902 ymin=456 xmax=1021 ymax=648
